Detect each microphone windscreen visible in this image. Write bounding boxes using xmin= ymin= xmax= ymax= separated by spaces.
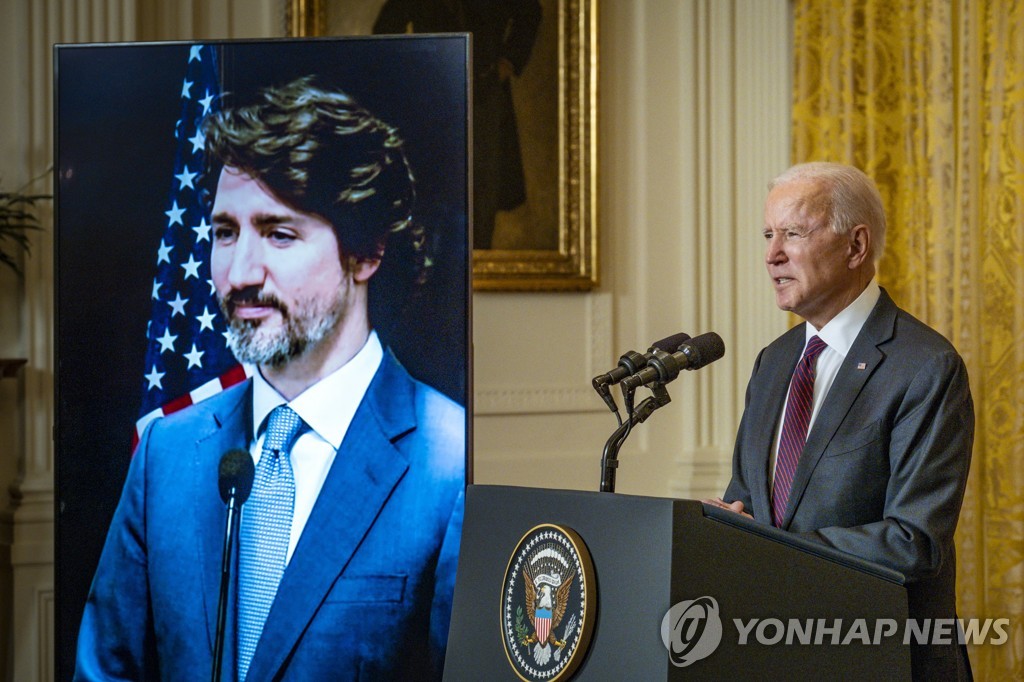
xmin=218 ymin=449 xmax=255 ymax=504
xmin=650 ymin=332 xmax=691 ymax=353
xmin=683 ymin=332 xmax=726 ymax=370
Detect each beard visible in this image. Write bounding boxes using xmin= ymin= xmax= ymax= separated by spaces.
xmin=219 ymin=286 xmax=347 ymax=368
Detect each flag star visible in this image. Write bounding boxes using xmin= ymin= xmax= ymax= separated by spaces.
xmin=196 ymin=307 xmax=216 ymax=332
xmin=174 ymin=165 xmax=198 ymax=191
xmin=184 ymin=343 xmax=205 ymax=369
xmin=193 ymin=217 xmax=212 ymax=242
xmin=157 ymin=239 xmax=173 ymax=264
xmin=144 ymin=365 xmax=165 ymax=390
xmin=165 ymin=201 xmax=186 ymax=227
xmin=151 ymin=278 xmax=162 ymax=300
xmin=199 ymin=90 xmax=215 ymax=115
xmin=156 ymin=328 xmax=178 ymax=354
xmin=181 ymin=254 xmax=201 ymax=280
xmin=181 ymin=78 xmax=193 ymax=98
xmin=189 ymin=45 xmax=203 ymax=63
xmin=168 ymin=293 xmax=189 ymax=317
xmin=208 ymin=279 xmax=217 ymax=296
xmin=188 ymin=129 xmax=205 ymax=154
xmin=222 ymin=329 xmax=232 ymax=344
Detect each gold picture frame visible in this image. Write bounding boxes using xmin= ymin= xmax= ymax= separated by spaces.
xmin=287 ymin=0 xmax=598 ymax=291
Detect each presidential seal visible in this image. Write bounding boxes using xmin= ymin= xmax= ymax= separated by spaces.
xmin=501 ymin=524 xmax=596 ymax=681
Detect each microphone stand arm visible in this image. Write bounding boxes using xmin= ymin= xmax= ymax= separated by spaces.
xmin=599 ymin=384 xmax=671 ymax=493
xmin=591 ymin=376 xmax=622 ymax=423
xmin=212 ymin=492 xmax=241 ymax=682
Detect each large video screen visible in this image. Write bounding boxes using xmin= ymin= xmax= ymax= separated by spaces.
xmin=55 ymin=36 xmax=470 ymax=680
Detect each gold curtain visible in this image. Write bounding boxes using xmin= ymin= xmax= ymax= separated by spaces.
xmin=792 ymin=1 xmax=1024 ymax=679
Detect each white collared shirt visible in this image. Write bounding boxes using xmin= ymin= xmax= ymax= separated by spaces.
xmin=769 ymin=280 xmax=881 ymax=490
xmin=250 ymin=330 xmax=384 ymax=561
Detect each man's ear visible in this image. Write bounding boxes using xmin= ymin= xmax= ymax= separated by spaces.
xmin=352 ymin=257 xmax=381 ymax=283
xmin=848 ymin=224 xmax=871 ymax=269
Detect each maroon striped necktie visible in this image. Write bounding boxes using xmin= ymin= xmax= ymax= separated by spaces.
xmin=771 ymin=335 xmax=828 ymax=527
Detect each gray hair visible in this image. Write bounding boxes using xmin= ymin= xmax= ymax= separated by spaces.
xmin=769 ymin=162 xmax=887 ymax=262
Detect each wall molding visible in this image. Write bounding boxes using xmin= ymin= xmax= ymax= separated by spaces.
xmin=36 ymin=588 xmax=54 ymax=682
xmin=474 ymin=292 xmax=612 ymax=415
xmin=671 ymin=448 xmax=734 ymax=500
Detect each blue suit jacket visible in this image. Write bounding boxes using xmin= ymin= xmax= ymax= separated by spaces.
xmin=76 ymin=350 xmax=466 ymax=681
xmin=725 ymin=290 xmax=973 ymax=680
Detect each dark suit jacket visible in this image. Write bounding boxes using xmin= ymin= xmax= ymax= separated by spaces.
xmin=725 ymin=290 xmax=973 ymax=680
xmin=76 ymin=350 xmax=466 ymax=681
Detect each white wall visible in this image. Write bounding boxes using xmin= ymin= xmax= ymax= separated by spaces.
xmin=0 ymin=0 xmax=790 ymax=678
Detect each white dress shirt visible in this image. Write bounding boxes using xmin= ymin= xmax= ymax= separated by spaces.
xmin=769 ymin=280 xmax=881 ymax=490
xmin=250 ymin=330 xmax=384 ymax=561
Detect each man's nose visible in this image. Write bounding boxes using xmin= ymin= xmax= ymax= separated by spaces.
xmin=225 ymin=231 xmax=265 ymax=289
xmin=765 ymin=234 xmax=786 ymax=264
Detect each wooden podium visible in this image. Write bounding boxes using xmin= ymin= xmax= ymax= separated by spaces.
xmin=444 ymin=484 xmax=910 ymax=681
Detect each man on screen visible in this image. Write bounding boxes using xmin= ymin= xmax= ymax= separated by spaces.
xmin=76 ymin=77 xmax=466 ymax=680
xmin=706 ymin=163 xmax=973 ymax=680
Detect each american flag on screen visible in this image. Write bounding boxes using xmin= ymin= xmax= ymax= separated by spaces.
xmin=134 ymin=43 xmax=250 ymax=450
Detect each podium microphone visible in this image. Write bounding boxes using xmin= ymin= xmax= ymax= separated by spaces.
xmin=592 ymin=332 xmax=691 ymax=412
xmin=621 ymin=332 xmax=726 ymax=392
xmin=213 ymin=449 xmax=255 ymax=682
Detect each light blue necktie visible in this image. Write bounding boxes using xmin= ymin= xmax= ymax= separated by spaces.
xmin=237 ymin=405 xmax=305 ymax=680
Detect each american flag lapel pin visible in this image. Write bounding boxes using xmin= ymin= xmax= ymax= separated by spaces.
xmin=857 ymin=362 xmax=867 ymax=370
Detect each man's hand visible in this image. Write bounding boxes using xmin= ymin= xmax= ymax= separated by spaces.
xmin=700 ymin=497 xmax=753 ymax=519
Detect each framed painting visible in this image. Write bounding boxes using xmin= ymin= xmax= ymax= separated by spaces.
xmin=288 ymin=0 xmax=598 ymax=290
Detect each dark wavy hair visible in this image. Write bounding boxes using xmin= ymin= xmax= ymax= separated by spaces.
xmin=203 ymin=76 xmax=430 ymax=293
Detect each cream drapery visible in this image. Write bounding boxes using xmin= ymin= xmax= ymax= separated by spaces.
xmin=792 ymin=1 xmax=1024 ymax=679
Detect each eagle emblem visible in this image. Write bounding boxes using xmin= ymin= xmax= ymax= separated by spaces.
xmin=521 ymin=555 xmax=576 ymax=665
xmin=501 ymin=524 xmax=595 ymax=681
